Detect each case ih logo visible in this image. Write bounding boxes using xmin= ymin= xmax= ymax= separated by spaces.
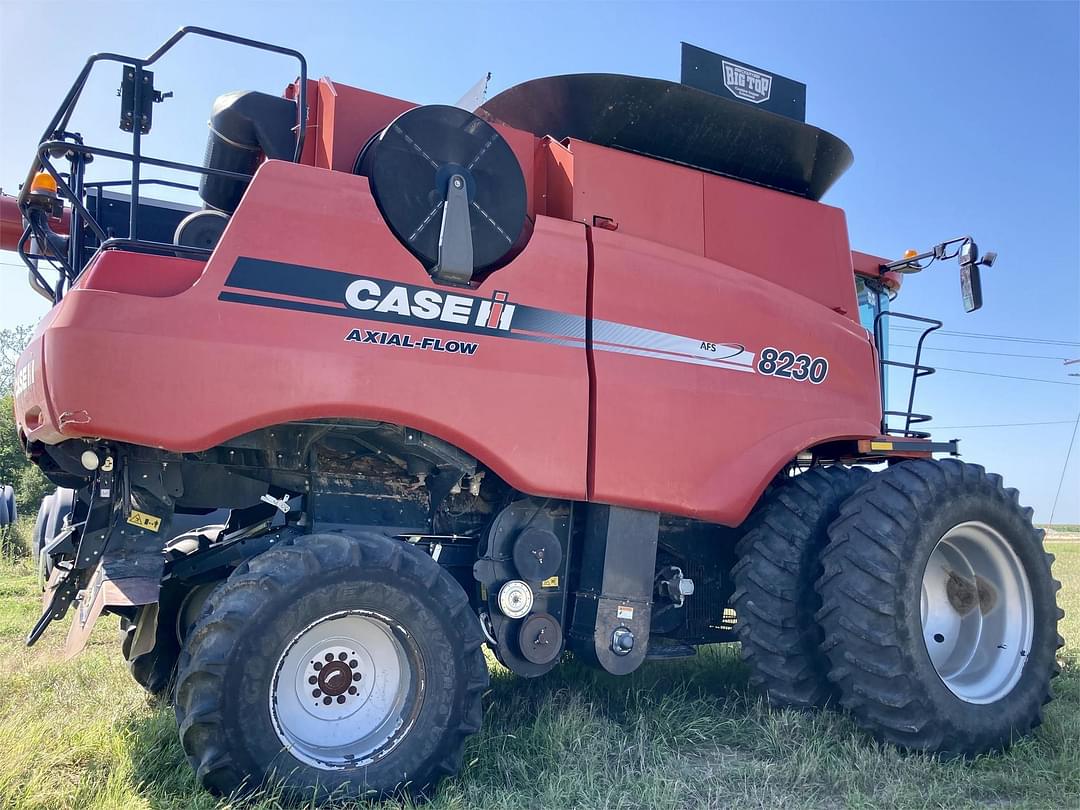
xmin=12 ymin=358 xmax=35 ymax=399
xmin=722 ymin=60 xmax=772 ymax=104
xmin=345 ymin=279 xmax=516 ymax=331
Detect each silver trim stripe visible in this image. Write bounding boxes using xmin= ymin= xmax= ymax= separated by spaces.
xmin=513 ymin=305 xmax=756 ymax=373
xmin=593 ymin=318 xmax=755 ymax=371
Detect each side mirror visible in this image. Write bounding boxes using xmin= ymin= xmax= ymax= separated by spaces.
xmin=960 ymin=264 xmax=983 ymax=312
xmin=959 ymin=239 xmax=984 ymax=312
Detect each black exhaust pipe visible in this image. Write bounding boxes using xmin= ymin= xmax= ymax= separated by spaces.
xmin=200 ymin=91 xmax=297 ymax=213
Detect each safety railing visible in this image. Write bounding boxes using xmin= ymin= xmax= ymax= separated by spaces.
xmin=14 ymin=26 xmax=307 ymax=303
xmin=874 ymin=311 xmax=942 ymax=439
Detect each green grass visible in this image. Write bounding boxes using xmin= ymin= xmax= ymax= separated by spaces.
xmin=0 ymin=546 xmax=1077 ymax=810
xmin=0 ymin=515 xmax=34 ymax=561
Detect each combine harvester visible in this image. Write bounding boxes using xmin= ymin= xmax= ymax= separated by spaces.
xmin=2 ymin=28 xmax=1063 ymax=801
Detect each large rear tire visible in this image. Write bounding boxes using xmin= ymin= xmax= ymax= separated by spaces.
xmin=174 ymin=531 xmax=487 ymax=801
xmin=816 ymin=459 xmax=1063 ymax=756
xmin=731 ymin=465 xmax=870 ymax=708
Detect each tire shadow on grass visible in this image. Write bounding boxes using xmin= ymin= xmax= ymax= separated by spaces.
xmin=113 ymin=647 xmax=1080 ymax=810
xmin=111 ymin=644 xmax=754 ymax=810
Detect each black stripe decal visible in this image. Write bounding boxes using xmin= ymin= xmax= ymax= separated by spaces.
xmin=219 ymin=257 xmax=758 ymax=372
xmin=225 ymin=257 xmax=352 ymax=304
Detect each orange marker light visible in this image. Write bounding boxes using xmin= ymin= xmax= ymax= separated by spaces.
xmin=30 ymin=171 xmax=58 ymax=196
xmin=902 ymin=248 xmax=919 ymax=260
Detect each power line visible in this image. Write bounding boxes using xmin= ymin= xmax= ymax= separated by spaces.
xmin=892 ymin=325 xmax=1080 ymax=345
xmin=931 ymin=366 xmax=1080 ymax=387
xmin=1048 ymin=404 xmax=1080 ymax=527
xmin=892 ymin=325 xmax=1080 ymax=348
xmin=933 ymin=425 xmax=1075 ymax=432
xmin=892 ymin=343 xmax=1071 ymax=362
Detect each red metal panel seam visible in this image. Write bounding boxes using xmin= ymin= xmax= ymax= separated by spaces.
xmin=699 ymin=172 xmax=706 ymax=257
xmin=585 ymin=223 xmax=597 ymax=502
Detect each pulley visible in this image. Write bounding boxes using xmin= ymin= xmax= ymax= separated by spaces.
xmin=512 ymin=527 xmax=563 ymax=582
xmin=517 ymin=612 xmax=562 ymax=665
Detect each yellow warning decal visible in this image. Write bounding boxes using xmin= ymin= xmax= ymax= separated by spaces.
xmin=870 ymin=441 xmax=894 ymax=451
xmin=127 ymin=510 xmax=162 ymax=532
xmin=541 ymin=576 xmax=559 ymax=588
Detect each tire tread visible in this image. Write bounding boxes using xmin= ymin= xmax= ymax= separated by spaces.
xmin=174 ymin=530 xmax=488 ymax=800
xmin=732 ymin=465 xmax=871 ymax=708
xmin=815 ymin=459 xmax=1059 ymax=756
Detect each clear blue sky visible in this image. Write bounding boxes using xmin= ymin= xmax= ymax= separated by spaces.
xmin=1 ymin=1 xmax=1077 ymax=521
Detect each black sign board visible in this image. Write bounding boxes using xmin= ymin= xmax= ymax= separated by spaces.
xmin=680 ymin=43 xmax=806 ymax=122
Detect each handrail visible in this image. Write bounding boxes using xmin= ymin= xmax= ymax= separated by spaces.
xmin=16 ymin=26 xmax=307 ymax=209
xmin=98 ymin=237 xmax=212 ymax=259
xmin=13 ymin=27 xmax=308 ymax=302
xmin=34 ymin=139 xmax=254 ymax=236
xmin=16 ymin=224 xmax=57 ymax=300
xmin=874 ymin=310 xmax=942 ymax=439
xmin=84 ymin=178 xmax=199 ymax=193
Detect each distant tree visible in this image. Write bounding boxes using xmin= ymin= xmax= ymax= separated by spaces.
xmin=0 ymin=326 xmax=50 ymax=515
xmin=1 ymin=394 xmax=51 ymax=517
xmin=1 ymin=324 xmax=34 ymax=396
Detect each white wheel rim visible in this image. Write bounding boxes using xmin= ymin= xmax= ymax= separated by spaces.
xmin=269 ymin=610 xmax=422 ymax=768
xmin=920 ymin=521 xmax=1034 ymax=704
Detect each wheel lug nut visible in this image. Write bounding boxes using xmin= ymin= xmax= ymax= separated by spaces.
xmin=312 ymin=689 xmax=321 ymax=698
xmin=352 ymin=672 xmax=361 ymax=681
xmin=308 ymin=676 xmax=318 ymax=685
xmin=336 ymin=695 xmax=346 ymax=704
xmin=348 ymin=686 xmax=357 ymax=695
xmin=324 ymin=653 xmax=334 ymax=662
xmin=322 ymin=696 xmax=332 ymax=705
xmin=338 ymin=652 xmax=348 ymax=661
xmin=314 ymin=662 xmax=323 ymax=671
xmin=349 ymin=659 xmax=358 ymax=669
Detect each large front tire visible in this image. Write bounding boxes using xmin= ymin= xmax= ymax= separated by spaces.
xmin=174 ymin=532 xmax=488 ymax=801
xmin=816 ymin=459 xmax=1063 ymax=756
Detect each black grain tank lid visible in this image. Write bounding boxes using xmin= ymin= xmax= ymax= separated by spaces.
xmin=478 ymin=46 xmax=852 ymax=201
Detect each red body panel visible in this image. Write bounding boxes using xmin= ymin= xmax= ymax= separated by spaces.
xmin=12 ymin=80 xmax=887 ymax=526
xmin=702 ymin=174 xmax=857 ymax=316
xmin=567 ymin=139 xmax=705 ymax=255
xmin=588 ymin=229 xmax=880 ymax=524
xmin=543 ymin=139 xmax=860 ymax=319
xmin=19 ymin=161 xmax=590 ymax=501
xmin=79 ymin=251 xmax=204 ymax=297
xmin=314 ymin=79 xmax=413 ymax=173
